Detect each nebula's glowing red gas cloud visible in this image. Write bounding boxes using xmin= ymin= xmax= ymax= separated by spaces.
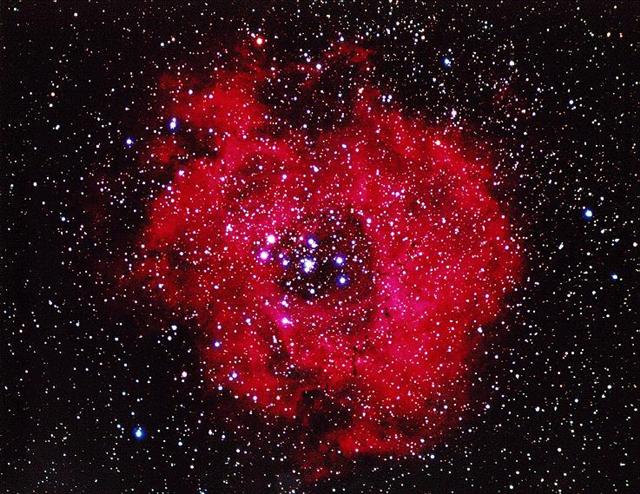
xmin=131 ymin=42 xmax=521 ymax=478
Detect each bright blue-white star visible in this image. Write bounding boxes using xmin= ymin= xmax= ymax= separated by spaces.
xmin=302 ymin=258 xmax=315 ymax=273
xmin=583 ymin=208 xmax=593 ymax=220
xmin=132 ymin=426 xmax=146 ymax=441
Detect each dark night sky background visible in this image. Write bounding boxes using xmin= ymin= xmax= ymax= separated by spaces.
xmin=3 ymin=1 xmax=639 ymax=492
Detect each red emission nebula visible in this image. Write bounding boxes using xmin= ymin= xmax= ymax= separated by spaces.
xmin=131 ymin=43 xmax=522 ymax=476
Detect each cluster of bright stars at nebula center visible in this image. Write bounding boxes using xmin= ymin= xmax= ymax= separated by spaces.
xmin=258 ymin=232 xmax=353 ymax=296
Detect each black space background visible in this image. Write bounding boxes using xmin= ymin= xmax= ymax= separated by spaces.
xmin=2 ymin=1 xmax=639 ymax=493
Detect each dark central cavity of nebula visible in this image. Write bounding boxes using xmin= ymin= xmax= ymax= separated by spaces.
xmin=130 ymin=41 xmax=522 ymax=478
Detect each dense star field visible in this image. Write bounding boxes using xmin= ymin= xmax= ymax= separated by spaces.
xmin=3 ymin=2 xmax=639 ymax=493
xmin=131 ymin=44 xmax=522 ymax=478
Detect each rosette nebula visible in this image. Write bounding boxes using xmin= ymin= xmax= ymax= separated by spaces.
xmin=132 ymin=44 xmax=521 ymax=475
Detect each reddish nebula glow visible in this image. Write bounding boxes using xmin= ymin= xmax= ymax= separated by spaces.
xmin=132 ymin=43 xmax=521 ymax=477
